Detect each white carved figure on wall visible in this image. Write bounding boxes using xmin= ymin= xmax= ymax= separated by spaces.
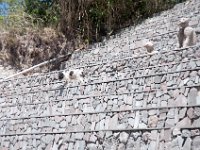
xmin=144 ymin=41 xmax=158 ymax=54
xmin=177 ymin=17 xmax=197 ymax=48
xmin=58 ymin=68 xmax=85 ymax=84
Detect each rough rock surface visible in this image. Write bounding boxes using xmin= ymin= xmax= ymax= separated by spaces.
xmin=0 ymin=0 xmax=200 ymax=149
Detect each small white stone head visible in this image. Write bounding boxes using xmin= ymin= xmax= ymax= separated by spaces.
xmin=178 ymin=18 xmax=189 ymax=28
xmin=144 ymin=41 xmax=154 ymax=53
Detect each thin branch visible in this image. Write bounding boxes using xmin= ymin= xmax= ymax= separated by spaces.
xmin=0 ymin=49 xmax=78 ymax=82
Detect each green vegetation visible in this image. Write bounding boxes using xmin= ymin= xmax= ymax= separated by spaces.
xmin=0 ymin=0 xmax=186 ymax=43
xmin=0 ymin=0 xmax=187 ymax=70
xmin=24 ymin=0 xmax=60 ymax=26
xmin=57 ymin=0 xmax=186 ymax=43
xmin=0 ymin=0 xmax=35 ymax=31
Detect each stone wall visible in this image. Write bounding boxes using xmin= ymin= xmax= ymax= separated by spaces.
xmin=1 ymin=46 xmax=200 ymax=96
xmin=0 ymin=0 xmax=200 ymax=150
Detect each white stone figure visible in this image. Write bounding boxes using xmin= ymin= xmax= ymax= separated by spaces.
xmin=183 ymin=26 xmax=197 ymax=47
xmin=58 ymin=68 xmax=84 ymax=83
xmin=144 ymin=41 xmax=158 ymax=54
xmin=177 ymin=18 xmax=189 ymax=48
xmin=177 ymin=17 xmax=197 ymax=48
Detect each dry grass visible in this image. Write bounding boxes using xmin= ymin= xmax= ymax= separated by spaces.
xmin=58 ymin=0 xmax=186 ymax=42
xmin=0 ymin=26 xmax=71 ymax=72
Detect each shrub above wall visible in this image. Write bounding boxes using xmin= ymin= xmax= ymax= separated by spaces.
xmin=58 ymin=0 xmax=186 ymax=43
